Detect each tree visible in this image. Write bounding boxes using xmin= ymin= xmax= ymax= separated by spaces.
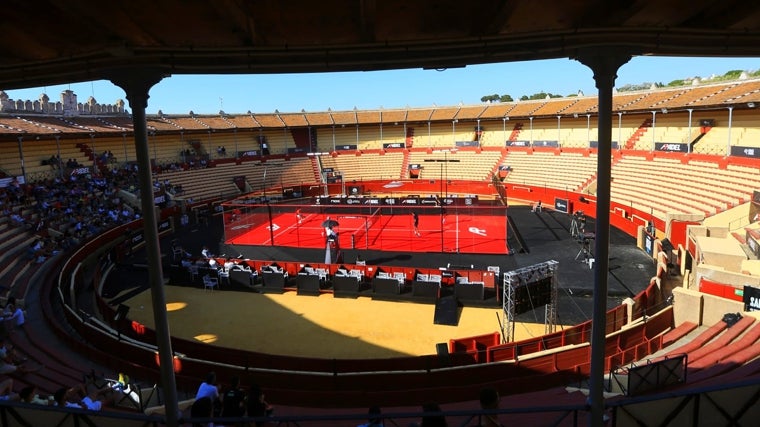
xmin=500 ymin=94 xmax=513 ymax=102
xmin=723 ymin=70 xmax=743 ymax=79
xmin=480 ymin=94 xmax=501 ymax=103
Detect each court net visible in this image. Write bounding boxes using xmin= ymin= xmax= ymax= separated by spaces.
xmin=349 ymin=207 xmax=382 ymax=249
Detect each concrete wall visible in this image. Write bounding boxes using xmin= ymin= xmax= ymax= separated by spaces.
xmin=673 ymin=286 xmax=746 ymax=326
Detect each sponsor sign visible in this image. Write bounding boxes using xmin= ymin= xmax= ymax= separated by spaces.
xmin=744 ymin=285 xmax=760 ymax=312
xmin=71 ymin=166 xmax=90 ymax=176
xmin=533 ymin=140 xmax=559 ymax=147
xmin=554 ymin=197 xmax=569 ymax=214
xmin=383 ymin=142 xmax=406 ymax=149
xmin=644 ymin=232 xmax=654 ymax=256
xmin=455 ymin=140 xmax=479 ymax=147
xmin=154 ymin=193 xmax=166 ymax=206
xmin=287 ymin=147 xmax=307 ymax=154
xmin=589 ymin=141 xmax=619 ymax=149
xmin=335 ymin=144 xmax=357 ymax=151
xmin=238 ymin=150 xmax=259 ymax=157
xmin=655 ymin=142 xmax=688 ymax=152
xmin=507 ymin=140 xmax=530 ymax=147
xmin=731 ymin=146 xmax=760 ymax=158
xmin=157 ymin=218 xmax=172 ymax=233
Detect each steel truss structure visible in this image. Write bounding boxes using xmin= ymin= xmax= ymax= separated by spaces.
xmin=502 ymin=260 xmax=559 ymax=343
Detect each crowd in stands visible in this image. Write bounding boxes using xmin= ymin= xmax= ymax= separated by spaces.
xmin=0 ymin=161 xmax=148 ymax=266
xmin=191 ymin=371 xmax=274 ymax=425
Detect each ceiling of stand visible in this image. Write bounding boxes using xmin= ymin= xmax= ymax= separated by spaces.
xmin=2 ymin=0 xmax=760 ymax=89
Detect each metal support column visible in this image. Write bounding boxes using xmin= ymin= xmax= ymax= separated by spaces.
xmin=110 ymin=69 xmax=180 ymax=427
xmin=574 ymin=50 xmax=631 ymax=427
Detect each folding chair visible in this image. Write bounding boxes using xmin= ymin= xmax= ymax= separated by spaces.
xmin=349 ymin=269 xmax=363 ymax=282
xmin=188 ymin=264 xmax=199 ymax=282
xmin=203 ymin=274 xmax=219 ymax=291
xmin=217 ymin=268 xmax=230 ymax=286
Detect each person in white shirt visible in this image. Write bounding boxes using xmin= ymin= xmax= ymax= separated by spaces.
xmin=201 ymin=246 xmax=213 ymax=258
xmin=53 ymin=383 xmax=115 ymax=411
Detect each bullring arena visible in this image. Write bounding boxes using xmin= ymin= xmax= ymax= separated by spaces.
xmin=2 ymin=78 xmax=760 ymax=425
xmin=3 ymin=3 xmax=760 ymax=427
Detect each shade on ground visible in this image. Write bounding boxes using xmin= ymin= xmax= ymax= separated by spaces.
xmin=124 ymin=286 xmax=549 ymax=359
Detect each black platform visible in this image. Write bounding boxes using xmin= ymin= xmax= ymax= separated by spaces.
xmin=434 ymin=295 xmax=460 ymax=326
xmin=412 ymin=281 xmax=440 ymax=303
xmin=229 ymin=269 xmax=254 ymax=288
xmin=333 ymin=276 xmax=362 ymax=298
xmin=372 ymin=277 xmax=401 ymax=296
xmin=454 ymin=282 xmax=484 ymax=301
xmin=296 ymin=274 xmax=321 ymax=296
xmin=261 ymin=272 xmax=286 ymax=293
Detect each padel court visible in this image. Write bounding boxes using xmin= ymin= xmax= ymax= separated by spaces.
xmin=224 ymin=197 xmax=508 ymax=254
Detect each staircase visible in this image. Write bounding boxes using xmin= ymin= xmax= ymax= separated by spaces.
xmin=489 ymin=149 xmax=509 ymax=179
xmin=624 ymin=118 xmax=652 ymax=149
xmin=400 ymin=150 xmax=410 ymax=178
xmin=310 ymin=156 xmax=323 ymax=182
xmin=77 ymin=143 xmax=108 ymax=175
xmin=406 ymin=127 xmax=415 ymax=148
xmin=508 ymin=123 xmax=523 ymax=143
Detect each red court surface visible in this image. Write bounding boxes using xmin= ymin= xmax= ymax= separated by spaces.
xmin=226 ymin=210 xmax=508 ymax=254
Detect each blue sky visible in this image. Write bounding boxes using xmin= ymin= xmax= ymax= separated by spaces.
xmin=4 ymin=56 xmax=759 ymax=115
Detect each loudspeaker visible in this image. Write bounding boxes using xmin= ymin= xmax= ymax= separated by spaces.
xmin=661 ymin=238 xmax=674 ymax=253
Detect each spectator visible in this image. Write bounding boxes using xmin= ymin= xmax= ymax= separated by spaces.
xmin=3 ymin=297 xmax=25 ymax=329
xmin=0 ymin=337 xmax=37 ymax=374
xmin=201 ymin=246 xmax=213 ymax=258
xmin=246 ymin=384 xmax=273 ymax=426
xmin=221 ymin=376 xmax=245 ymax=418
xmin=357 ymin=405 xmax=383 ymax=427
xmin=475 ymin=388 xmax=504 ymax=427
xmin=195 ymin=371 xmax=221 ymax=417
xmin=10 ymin=212 xmax=25 ymax=227
xmin=19 ymin=385 xmax=50 ymax=405
xmin=53 ymin=383 xmax=115 ymax=411
xmin=190 ymin=396 xmax=214 ymax=427
xmin=0 ymin=378 xmax=19 ymax=402
xmin=420 ymin=402 xmax=447 ymax=427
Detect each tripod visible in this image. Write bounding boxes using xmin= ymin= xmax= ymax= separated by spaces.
xmin=575 ymin=237 xmax=593 ymax=261
xmin=570 ymin=218 xmax=581 ymax=239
